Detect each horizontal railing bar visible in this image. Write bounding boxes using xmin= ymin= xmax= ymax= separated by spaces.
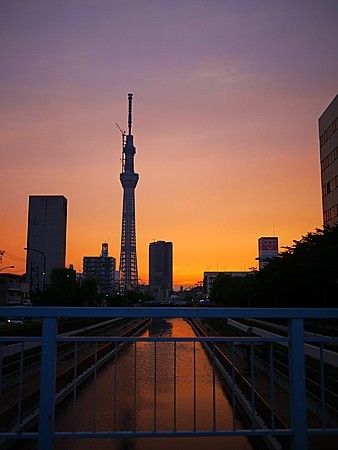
xmin=1 ymin=335 xmax=336 ymax=344
xmin=52 ymin=429 xmax=294 ymax=438
xmin=0 ymin=337 xmax=42 ymax=343
xmin=307 ymin=429 xmax=338 ymax=435
xmin=0 ymin=433 xmax=38 ymax=439
xmin=1 ymin=306 xmax=338 ymax=319
xmin=304 ymin=337 xmax=338 ymax=343
xmin=2 ymin=428 xmax=337 ymax=440
xmin=56 ymin=336 xmax=290 ymax=343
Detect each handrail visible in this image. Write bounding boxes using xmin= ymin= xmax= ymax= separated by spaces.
xmin=1 ymin=307 xmax=337 ymax=450
xmin=1 ymin=306 xmax=338 ymax=319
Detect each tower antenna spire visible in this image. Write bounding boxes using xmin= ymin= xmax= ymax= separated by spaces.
xmin=128 ymin=93 xmax=133 ymax=135
xmin=119 ymin=93 xmax=139 ymax=292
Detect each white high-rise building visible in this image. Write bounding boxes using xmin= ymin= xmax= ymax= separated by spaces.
xmin=319 ymin=94 xmax=338 ymax=227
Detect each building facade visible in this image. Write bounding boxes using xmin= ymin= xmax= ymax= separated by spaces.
xmin=319 ymin=94 xmax=338 ymax=227
xmin=0 ymin=274 xmax=30 ymax=306
xmin=25 ymin=195 xmax=67 ymax=291
xmin=203 ymin=271 xmax=249 ymax=296
xmin=119 ymin=93 xmax=139 ymax=291
xmin=257 ymin=237 xmax=279 ymax=270
xmin=149 ymin=241 xmax=173 ymax=298
xmin=83 ymin=243 xmax=116 ymax=295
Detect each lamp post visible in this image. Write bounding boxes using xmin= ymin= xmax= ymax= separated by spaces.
xmin=0 ymin=265 xmax=15 ymax=272
xmin=24 ymin=247 xmax=46 ymax=291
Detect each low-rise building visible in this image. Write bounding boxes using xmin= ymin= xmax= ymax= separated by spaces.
xmin=0 ymin=274 xmax=30 ymax=306
xmin=203 ymin=271 xmax=249 ymax=296
xmin=83 ymin=243 xmax=116 ymax=295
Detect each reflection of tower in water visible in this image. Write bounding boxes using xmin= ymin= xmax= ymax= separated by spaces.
xmin=119 ymin=93 xmax=139 ymax=291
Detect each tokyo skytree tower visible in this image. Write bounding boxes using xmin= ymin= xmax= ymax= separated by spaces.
xmin=119 ymin=93 xmax=139 ymax=291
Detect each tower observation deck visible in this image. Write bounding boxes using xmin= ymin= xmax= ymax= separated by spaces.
xmin=119 ymin=93 xmax=139 ymax=291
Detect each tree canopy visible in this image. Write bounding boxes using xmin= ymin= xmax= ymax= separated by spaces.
xmin=31 ymin=269 xmax=153 ymax=307
xmin=211 ymin=227 xmax=338 ymax=308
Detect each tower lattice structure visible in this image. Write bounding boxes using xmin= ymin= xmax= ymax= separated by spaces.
xmin=119 ymin=93 xmax=139 ymax=291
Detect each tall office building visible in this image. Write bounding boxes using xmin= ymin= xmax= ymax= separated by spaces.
xmin=119 ymin=93 xmax=139 ymax=291
xmin=25 ymin=195 xmax=67 ymax=291
xmin=83 ymin=243 xmax=116 ymax=295
xmin=149 ymin=241 xmax=173 ymax=298
xmin=319 ymin=94 xmax=338 ymax=227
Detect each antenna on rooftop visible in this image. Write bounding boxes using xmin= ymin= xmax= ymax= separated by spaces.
xmin=115 ymin=123 xmax=126 ymax=146
xmin=128 ymin=93 xmax=133 ymax=135
xmin=115 ymin=123 xmax=126 ymax=170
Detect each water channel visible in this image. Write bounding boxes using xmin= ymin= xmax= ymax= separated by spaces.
xmin=15 ymin=318 xmax=253 ymax=450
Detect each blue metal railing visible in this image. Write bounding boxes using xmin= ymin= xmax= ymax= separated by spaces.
xmin=0 ymin=307 xmax=337 ymax=450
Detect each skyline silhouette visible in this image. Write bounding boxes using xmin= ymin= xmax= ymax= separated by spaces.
xmin=1 ymin=1 xmax=337 ymax=287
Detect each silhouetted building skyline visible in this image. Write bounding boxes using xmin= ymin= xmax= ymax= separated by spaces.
xmin=319 ymin=94 xmax=338 ymax=227
xmin=119 ymin=93 xmax=139 ymax=291
xmin=149 ymin=240 xmax=173 ymax=298
xmin=25 ymin=195 xmax=67 ymax=291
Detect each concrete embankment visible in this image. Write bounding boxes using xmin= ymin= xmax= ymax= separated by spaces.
xmin=187 ymin=318 xmax=287 ymax=450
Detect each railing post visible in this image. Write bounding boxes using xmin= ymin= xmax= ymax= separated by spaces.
xmin=288 ymin=318 xmax=307 ymax=450
xmin=38 ymin=317 xmax=57 ymax=450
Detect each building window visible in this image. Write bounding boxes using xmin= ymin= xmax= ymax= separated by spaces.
xmin=322 ymin=175 xmax=338 ymax=198
xmin=320 ymin=118 xmax=338 ymax=147
xmin=324 ymin=204 xmax=338 ymax=223
xmin=321 ymin=146 xmax=338 ymax=171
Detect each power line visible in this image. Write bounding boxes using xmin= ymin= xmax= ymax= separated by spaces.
xmin=0 ymin=250 xmax=26 ymax=263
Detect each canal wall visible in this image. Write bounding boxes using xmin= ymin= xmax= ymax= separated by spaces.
xmin=226 ymin=319 xmax=338 ymax=427
xmin=227 ymin=319 xmax=338 ymax=367
xmin=187 ymin=318 xmax=285 ymax=450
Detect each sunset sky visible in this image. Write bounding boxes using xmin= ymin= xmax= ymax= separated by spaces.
xmin=1 ymin=0 xmax=337 ymax=288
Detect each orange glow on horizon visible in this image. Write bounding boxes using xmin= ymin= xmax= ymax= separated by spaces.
xmin=1 ymin=1 xmax=335 ymax=291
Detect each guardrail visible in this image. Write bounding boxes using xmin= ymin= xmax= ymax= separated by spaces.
xmin=0 ymin=307 xmax=337 ymax=450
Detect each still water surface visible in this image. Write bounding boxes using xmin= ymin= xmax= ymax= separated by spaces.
xmin=17 ymin=318 xmax=253 ymax=450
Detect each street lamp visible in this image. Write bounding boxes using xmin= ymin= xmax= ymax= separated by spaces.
xmin=0 ymin=265 xmax=15 ymax=272
xmin=24 ymin=247 xmax=46 ymax=291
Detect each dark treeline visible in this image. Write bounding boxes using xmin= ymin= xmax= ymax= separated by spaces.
xmin=211 ymin=227 xmax=338 ymax=308
xmin=32 ymin=268 xmax=152 ymax=307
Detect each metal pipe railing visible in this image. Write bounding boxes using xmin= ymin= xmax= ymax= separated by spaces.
xmin=1 ymin=307 xmax=337 ymax=450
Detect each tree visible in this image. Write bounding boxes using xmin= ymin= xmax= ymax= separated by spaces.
xmin=253 ymin=227 xmax=338 ymax=308
xmin=78 ymin=278 xmax=98 ymax=306
xmin=33 ymin=268 xmax=79 ymax=306
xmin=210 ymin=274 xmax=253 ymax=306
xmin=210 ymin=227 xmax=338 ymax=308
